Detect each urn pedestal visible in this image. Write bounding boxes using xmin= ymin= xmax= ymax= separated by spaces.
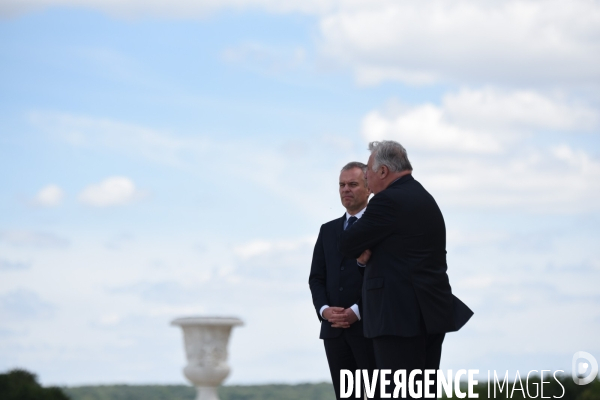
xmin=171 ymin=317 xmax=244 ymax=400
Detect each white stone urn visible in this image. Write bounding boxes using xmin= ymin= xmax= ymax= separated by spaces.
xmin=171 ymin=316 xmax=244 ymax=400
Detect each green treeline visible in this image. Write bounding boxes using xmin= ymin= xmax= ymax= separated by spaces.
xmin=64 ymin=382 xmax=335 ymax=400
xmin=61 ymin=376 xmax=600 ymax=400
xmin=62 ymin=376 xmax=600 ymax=400
xmin=2 ymin=368 xmax=600 ymax=400
xmin=0 ymin=369 xmax=69 ymax=400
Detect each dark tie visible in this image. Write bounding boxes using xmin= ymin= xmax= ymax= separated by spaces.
xmin=346 ymin=216 xmax=357 ymax=230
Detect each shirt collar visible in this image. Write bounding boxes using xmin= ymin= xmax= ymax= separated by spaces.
xmin=346 ymin=206 xmax=367 ymax=221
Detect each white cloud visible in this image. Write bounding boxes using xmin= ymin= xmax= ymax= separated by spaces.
xmin=362 ymin=87 xmax=598 ymax=154
xmin=5 ymin=1 xmax=600 ymax=88
xmin=363 ymin=103 xmax=504 ymax=154
xmin=78 ymin=176 xmax=143 ymax=207
xmin=31 ymin=184 xmax=64 ymax=207
xmin=551 ymin=144 xmax=598 ymax=172
xmin=420 ymin=144 xmax=600 ymax=212
xmin=319 ymin=0 xmax=600 ymax=87
xmin=443 ymin=88 xmax=599 ymax=131
xmin=362 ymin=88 xmax=600 ymax=212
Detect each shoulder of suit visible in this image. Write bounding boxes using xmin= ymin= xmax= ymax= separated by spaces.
xmin=372 ymin=188 xmax=394 ymax=201
xmin=370 ymin=185 xmax=408 ymax=209
xmin=384 ymin=175 xmax=419 ymax=194
xmin=389 ymin=174 xmax=416 ymax=187
xmin=321 ymin=215 xmax=345 ymax=229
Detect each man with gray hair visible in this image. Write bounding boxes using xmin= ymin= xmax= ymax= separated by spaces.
xmin=339 ymin=140 xmax=472 ymax=398
xmin=309 ymin=161 xmax=379 ymax=400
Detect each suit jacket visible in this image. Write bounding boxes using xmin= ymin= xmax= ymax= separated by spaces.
xmin=309 ymin=214 xmax=365 ymax=339
xmin=339 ymin=175 xmax=473 ymax=338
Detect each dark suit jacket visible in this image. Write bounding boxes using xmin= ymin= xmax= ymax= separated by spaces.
xmin=309 ymin=214 xmax=365 ymax=339
xmin=339 ymin=175 xmax=472 ymax=338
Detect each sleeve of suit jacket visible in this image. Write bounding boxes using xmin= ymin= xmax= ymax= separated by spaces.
xmin=339 ymin=191 xmax=398 ymax=259
xmin=308 ymin=225 xmax=328 ymax=321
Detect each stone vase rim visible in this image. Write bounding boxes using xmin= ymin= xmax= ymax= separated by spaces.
xmin=171 ymin=316 xmax=244 ymax=327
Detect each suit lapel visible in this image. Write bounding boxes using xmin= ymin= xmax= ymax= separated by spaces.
xmin=335 ymin=214 xmax=346 ymax=265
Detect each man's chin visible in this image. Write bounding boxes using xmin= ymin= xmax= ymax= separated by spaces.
xmin=341 ymin=200 xmax=353 ymax=209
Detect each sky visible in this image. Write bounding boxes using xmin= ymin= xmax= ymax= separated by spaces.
xmin=1 ymin=0 xmax=599 ymax=387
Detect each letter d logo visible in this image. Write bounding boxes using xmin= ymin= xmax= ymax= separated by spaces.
xmin=572 ymin=351 xmax=598 ymax=385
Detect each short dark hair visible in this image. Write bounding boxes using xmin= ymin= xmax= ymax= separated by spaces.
xmin=341 ymin=161 xmax=367 ymax=175
xmin=340 ymin=162 xmax=368 ymax=187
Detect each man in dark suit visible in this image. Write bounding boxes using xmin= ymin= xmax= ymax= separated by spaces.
xmin=339 ymin=141 xmax=473 ymax=398
xmin=309 ymin=161 xmax=379 ymax=400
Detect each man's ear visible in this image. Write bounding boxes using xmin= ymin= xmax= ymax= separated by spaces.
xmin=379 ymin=165 xmax=389 ymax=179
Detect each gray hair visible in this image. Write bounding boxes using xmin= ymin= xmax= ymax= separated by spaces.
xmin=340 ymin=161 xmax=368 ymax=186
xmin=341 ymin=161 xmax=367 ymax=176
xmin=368 ymin=141 xmax=413 ymax=172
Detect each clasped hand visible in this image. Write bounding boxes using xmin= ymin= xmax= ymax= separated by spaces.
xmin=323 ymin=307 xmax=358 ymax=328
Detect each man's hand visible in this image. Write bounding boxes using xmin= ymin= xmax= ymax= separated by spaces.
xmin=328 ymin=308 xmax=358 ymax=328
xmin=322 ymin=306 xmax=344 ymax=322
xmin=357 ymin=249 xmax=372 ymax=265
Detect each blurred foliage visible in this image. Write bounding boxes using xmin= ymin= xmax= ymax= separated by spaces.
xmin=219 ymin=383 xmax=335 ymax=400
xmin=0 ymin=369 xmax=69 ymax=400
xmin=62 ymin=376 xmax=600 ymax=400
xmin=64 ymin=384 xmax=195 ymax=400
xmin=64 ymin=382 xmax=334 ymax=400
